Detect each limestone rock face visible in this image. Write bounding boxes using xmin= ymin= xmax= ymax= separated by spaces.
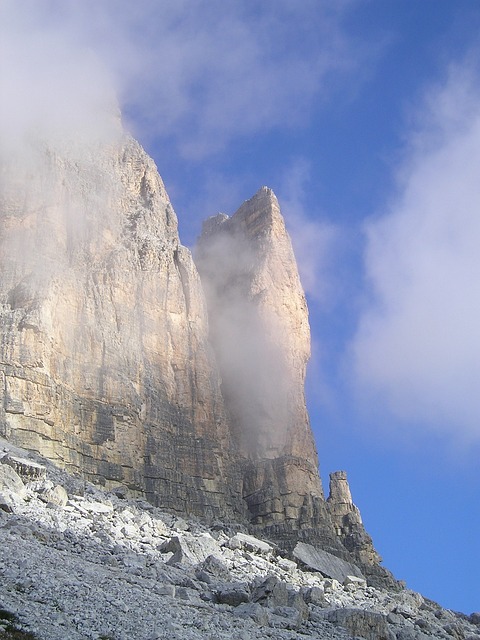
xmin=195 ymin=187 xmax=324 ymax=533
xmin=0 ymin=132 xmax=386 ymax=581
xmin=0 ymin=135 xmax=241 ymax=519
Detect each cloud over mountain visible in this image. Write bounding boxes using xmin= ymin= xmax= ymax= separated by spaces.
xmin=0 ymin=1 xmax=358 ymax=160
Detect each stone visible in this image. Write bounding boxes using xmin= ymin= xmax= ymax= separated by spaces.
xmin=227 ymin=532 xmax=273 ymax=556
xmin=234 ymin=603 xmax=270 ymax=626
xmin=1 ymin=455 xmax=46 ymax=480
xmin=394 ymin=605 xmax=417 ymax=620
xmin=0 ymin=492 xmax=14 ymax=513
xmin=287 ymin=590 xmax=309 ymax=621
xmin=39 ymin=484 xmax=68 ymax=507
xmin=443 ymin=622 xmax=467 ymax=638
xmin=251 ymin=576 xmax=288 ymax=608
xmin=271 ymin=606 xmax=305 ymax=629
xmin=277 ymin=557 xmax=297 ymax=573
xmin=161 ymin=533 xmax=222 ymax=565
xmin=387 ymin=612 xmax=405 ymax=625
xmin=0 ymin=463 xmax=26 ymax=499
xmin=215 ymin=585 xmax=250 ymax=607
xmin=293 ymin=542 xmax=364 ymax=583
xmin=324 ymin=607 xmax=395 ymax=640
xmin=155 ymin=585 xmax=176 ymax=597
xmin=195 ymin=555 xmax=232 ymax=583
xmin=344 ymin=575 xmax=367 ymax=589
xmin=303 ymin=585 xmax=326 ymax=606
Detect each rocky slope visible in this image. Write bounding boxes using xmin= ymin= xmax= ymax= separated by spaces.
xmin=1 ymin=443 xmax=478 ymax=640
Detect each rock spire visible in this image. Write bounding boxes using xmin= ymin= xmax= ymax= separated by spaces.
xmin=195 ymin=187 xmax=327 ymax=538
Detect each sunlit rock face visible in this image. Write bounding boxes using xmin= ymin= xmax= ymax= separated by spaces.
xmin=196 ymin=188 xmax=313 ymax=460
xmin=0 ymin=135 xmax=242 ymax=519
xmin=195 ymin=188 xmax=327 ymax=536
xmin=0 ymin=133 xmax=387 ymax=581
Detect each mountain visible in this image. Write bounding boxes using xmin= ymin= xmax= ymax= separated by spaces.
xmin=1 ymin=129 xmax=386 ymax=585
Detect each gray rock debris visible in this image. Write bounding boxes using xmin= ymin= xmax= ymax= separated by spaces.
xmin=0 ymin=447 xmax=477 ymax=640
xmin=1 ymin=454 xmax=47 ymax=480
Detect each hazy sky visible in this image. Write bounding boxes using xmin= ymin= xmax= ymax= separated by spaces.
xmin=2 ymin=0 xmax=479 ymax=614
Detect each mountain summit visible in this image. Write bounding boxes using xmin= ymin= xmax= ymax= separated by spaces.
xmin=0 ymin=131 xmax=387 ymax=586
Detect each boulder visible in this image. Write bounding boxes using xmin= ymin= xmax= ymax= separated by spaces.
xmin=227 ymin=532 xmax=273 ymax=556
xmin=293 ymin=542 xmax=364 ymax=583
xmin=1 ymin=455 xmax=46 ymax=480
xmin=38 ymin=483 xmax=68 ymax=507
xmin=161 ymin=533 xmax=222 ymax=565
xmin=303 ymin=585 xmax=326 ymax=606
xmin=0 ymin=463 xmax=26 ymax=510
xmin=252 ymin=576 xmax=288 ymax=608
xmin=215 ymin=584 xmax=250 ymax=607
xmin=233 ymin=603 xmax=269 ymax=626
xmin=0 ymin=492 xmax=14 ymax=513
xmin=195 ymin=555 xmax=232 ymax=583
xmin=344 ymin=574 xmax=367 ymax=589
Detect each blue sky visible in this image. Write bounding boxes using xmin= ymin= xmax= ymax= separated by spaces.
xmin=2 ymin=0 xmax=480 ymax=614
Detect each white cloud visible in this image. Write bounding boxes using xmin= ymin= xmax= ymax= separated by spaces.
xmin=351 ymin=60 xmax=480 ymax=444
xmin=108 ymin=0 xmax=355 ymax=159
xmin=1 ymin=1 xmax=359 ymax=161
xmin=0 ymin=2 xmax=120 ymax=159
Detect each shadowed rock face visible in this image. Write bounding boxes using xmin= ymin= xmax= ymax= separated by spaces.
xmin=0 ymin=133 xmax=387 ymax=580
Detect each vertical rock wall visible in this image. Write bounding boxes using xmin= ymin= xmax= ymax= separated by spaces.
xmin=195 ymin=187 xmax=325 ymax=533
xmin=0 ymin=135 xmax=242 ymax=519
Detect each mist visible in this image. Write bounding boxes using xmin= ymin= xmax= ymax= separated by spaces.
xmin=194 ymin=190 xmax=313 ymax=461
xmin=0 ymin=2 xmax=121 ymax=163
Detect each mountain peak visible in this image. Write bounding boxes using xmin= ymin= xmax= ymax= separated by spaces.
xmin=0 ymin=136 xmax=389 ymax=589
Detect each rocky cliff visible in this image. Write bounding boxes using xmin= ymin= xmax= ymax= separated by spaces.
xmin=195 ymin=189 xmax=329 ymax=541
xmin=0 ymin=129 xmax=385 ymax=582
xmin=0 ymin=134 xmax=240 ymax=520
